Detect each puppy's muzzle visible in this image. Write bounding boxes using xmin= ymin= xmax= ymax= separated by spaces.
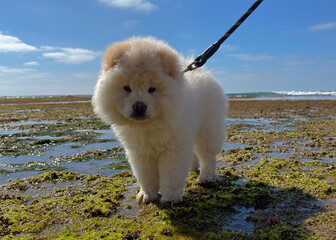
xmin=131 ymin=101 xmax=147 ymax=119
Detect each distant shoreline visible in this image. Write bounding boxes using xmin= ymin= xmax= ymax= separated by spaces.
xmin=1 ymin=96 xmax=335 ymax=121
xmin=2 ymin=91 xmax=336 ymax=97
xmin=1 ymin=91 xmax=336 ymax=101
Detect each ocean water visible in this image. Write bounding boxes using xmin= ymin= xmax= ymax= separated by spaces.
xmin=227 ymin=91 xmax=336 ymax=100
xmin=2 ymin=91 xmax=336 ymax=100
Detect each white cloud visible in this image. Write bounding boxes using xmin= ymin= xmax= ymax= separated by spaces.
xmin=0 ymin=66 xmax=35 ymax=74
xmin=0 ymin=33 xmax=100 ymax=64
xmin=42 ymin=48 xmax=101 ymax=64
xmin=24 ymin=61 xmax=40 ymax=66
xmin=98 ymin=0 xmax=156 ymax=12
xmin=308 ymin=21 xmax=336 ymax=31
xmin=0 ymin=32 xmax=37 ymax=52
xmin=229 ymin=53 xmax=275 ymax=61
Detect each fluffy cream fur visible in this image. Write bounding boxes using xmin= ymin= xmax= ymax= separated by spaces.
xmin=92 ymin=37 xmax=228 ymax=203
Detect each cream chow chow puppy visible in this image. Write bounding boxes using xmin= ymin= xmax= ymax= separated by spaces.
xmin=92 ymin=37 xmax=227 ymax=203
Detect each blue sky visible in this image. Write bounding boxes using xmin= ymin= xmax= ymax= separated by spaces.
xmin=0 ymin=0 xmax=335 ymax=96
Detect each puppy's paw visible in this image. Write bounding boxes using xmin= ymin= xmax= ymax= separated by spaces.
xmin=136 ymin=190 xmax=158 ymax=204
xmin=197 ymin=173 xmax=215 ymax=184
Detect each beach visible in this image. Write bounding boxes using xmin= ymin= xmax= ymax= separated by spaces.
xmin=0 ymin=96 xmax=335 ymax=239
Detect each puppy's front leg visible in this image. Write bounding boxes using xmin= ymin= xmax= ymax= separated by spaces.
xmin=158 ymin=149 xmax=192 ymax=203
xmin=129 ymin=157 xmax=159 ymax=204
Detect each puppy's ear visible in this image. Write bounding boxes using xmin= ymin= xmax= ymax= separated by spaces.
xmin=102 ymin=42 xmax=130 ymax=72
xmin=157 ymin=49 xmax=181 ymax=80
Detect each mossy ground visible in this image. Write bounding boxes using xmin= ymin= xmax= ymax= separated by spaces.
xmin=0 ymin=97 xmax=335 ymax=239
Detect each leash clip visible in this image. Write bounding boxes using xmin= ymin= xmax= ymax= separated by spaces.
xmin=184 ymin=61 xmax=199 ymax=73
xmin=184 ymin=42 xmax=221 ymax=73
xmin=183 ymin=0 xmax=264 ymax=73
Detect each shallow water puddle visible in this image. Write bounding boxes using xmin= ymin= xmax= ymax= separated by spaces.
xmin=75 ymin=129 xmax=116 ymax=140
xmin=0 ymin=128 xmax=27 ymax=135
xmin=1 ymin=140 xmax=120 ymax=163
xmin=300 ymin=157 xmax=336 ymax=164
xmin=223 ymin=141 xmax=250 ymax=150
xmin=74 ymin=140 xmax=120 ymax=150
xmin=116 ymin=182 xmax=141 ymax=218
xmin=64 ymin=159 xmax=125 ymax=176
xmin=1 ymin=100 xmax=91 ymax=106
xmin=0 ymin=170 xmax=43 ymax=185
xmin=324 ymin=136 xmax=336 ymax=142
xmin=5 ymin=120 xmax=58 ymax=127
xmin=2 ymin=180 xmax=84 ymax=198
xmin=237 ymin=154 xmax=263 ymax=168
xmin=34 ymin=135 xmax=65 ymax=140
xmin=266 ymin=151 xmax=296 ymax=159
xmin=232 ymin=178 xmax=249 ymax=186
xmin=216 ymin=161 xmax=230 ymax=168
xmin=227 ymin=118 xmax=297 ymax=132
xmin=222 ymin=205 xmax=255 ymax=233
xmin=0 ymin=126 xmax=123 ymax=184
xmin=0 ymin=152 xmax=125 ymax=184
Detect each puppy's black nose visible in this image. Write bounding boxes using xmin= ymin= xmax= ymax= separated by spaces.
xmin=132 ymin=102 xmax=147 ymax=115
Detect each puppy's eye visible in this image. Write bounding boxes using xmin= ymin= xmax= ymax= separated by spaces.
xmin=148 ymin=87 xmax=156 ymax=93
xmin=124 ymin=86 xmax=131 ymax=92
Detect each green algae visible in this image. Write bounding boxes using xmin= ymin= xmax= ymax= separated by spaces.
xmin=304 ymin=206 xmax=336 ymax=239
xmin=204 ymin=223 xmax=313 ymax=240
xmin=226 ymin=119 xmax=335 ymax=150
xmin=0 ymin=169 xmax=321 ymax=240
xmin=238 ymin=157 xmax=336 ymax=199
xmin=0 ymin=171 xmax=135 ymax=238
xmin=1 ymin=97 xmax=336 ymax=239
xmin=218 ymin=145 xmax=271 ymax=166
xmin=0 ymin=159 xmax=334 ymax=239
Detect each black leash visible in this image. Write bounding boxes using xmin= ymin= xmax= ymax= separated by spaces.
xmin=184 ymin=0 xmax=264 ymax=73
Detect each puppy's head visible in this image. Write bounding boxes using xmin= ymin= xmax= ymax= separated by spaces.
xmin=92 ymin=37 xmax=183 ymax=128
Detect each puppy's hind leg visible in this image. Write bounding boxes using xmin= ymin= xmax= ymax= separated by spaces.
xmin=194 ymin=126 xmax=224 ymax=184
